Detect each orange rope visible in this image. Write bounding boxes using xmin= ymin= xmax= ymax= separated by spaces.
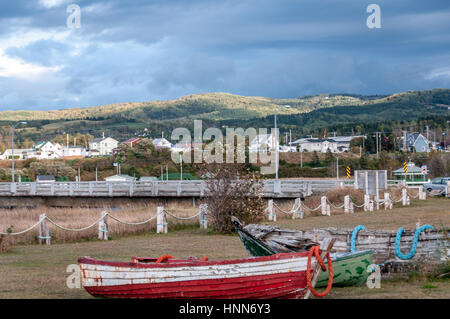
xmin=155 ymin=254 xmax=174 ymax=263
xmin=306 ymin=245 xmax=333 ymax=297
xmin=201 ymin=256 xmax=209 ymax=261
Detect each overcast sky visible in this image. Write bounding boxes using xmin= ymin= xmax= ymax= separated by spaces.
xmin=0 ymin=0 xmax=449 ymax=111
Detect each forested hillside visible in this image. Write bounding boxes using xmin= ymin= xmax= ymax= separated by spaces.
xmin=0 ymin=89 xmax=449 ymax=149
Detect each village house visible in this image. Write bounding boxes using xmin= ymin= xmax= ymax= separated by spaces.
xmin=171 ymin=141 xmax=192 ymax=154
xmin=249 ymin=134 xmax=278 ymax=152
xmin=0 ymin=148 xmax=33 ymax=160
xmin=399 ymin=133 xmax=430 ymax=153
xmin=291 ymin=136 xmax=363 ymax=153
xmin=153 ymin=137 xmax=172 ymax=149
xmin=104 ymin=174 xmax=136 ymax=182
xmin=61 ymin=146 xmax=87 ymax=159
xmin=24 ymin=141 xmax=63 ymax=160
xmin=36 ymin=175 xmax=56 ymax=183
xmin=123 ymin=137 xmax=142 ymax=148
xmin=89 ymin=135 xmax=119 ymax=156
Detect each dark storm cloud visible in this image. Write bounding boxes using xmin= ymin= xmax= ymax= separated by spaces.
xmin=0 ymin=0 xmax=449 ymax=110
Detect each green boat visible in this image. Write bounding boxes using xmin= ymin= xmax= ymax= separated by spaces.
xmin=232 ymin=217 xmax=373 ymax=287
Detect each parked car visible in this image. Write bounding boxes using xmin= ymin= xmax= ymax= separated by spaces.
xmin=423 ymin=177 xmax=450 ymax=194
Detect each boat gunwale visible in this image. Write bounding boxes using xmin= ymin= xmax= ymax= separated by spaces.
xmin=332 ymin=250 xmax=373 ymax=262
xmin=78 ymin=251 xmax=310 ymax=269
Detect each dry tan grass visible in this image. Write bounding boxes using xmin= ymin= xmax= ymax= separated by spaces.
xmin=0 ymin=202 xmax=200 ymax=247
xmin=274 ymin=197 xmax=450 ymax=231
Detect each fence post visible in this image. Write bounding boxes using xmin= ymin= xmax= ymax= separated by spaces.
xmin=321 ymin=196 xmax=327 ymax=215
xmin=98 ymin=210 xmax=108 ymax=240
xmin=108 ymin=183 xmax=113 ymax=197
xmin=268 ymin=199 xmax=276 ymax=221
xmin=30 ymin=182 xmax=36 ymax=196
xmin=153 ymin=181 xmax=159 ymax=196
xmin=364 ymin=194 xmax=370 ymax=211
xmin=177 ymin=181 xmax=182 ymax=196
xmin=326 ymin=204 xmax=331 ymax=216
xmin=369 ymin=199 xmax=374 ymax=212
xmin=156 ymin=206 xmax=167 ymax=234
xmin=307 ymin=183 xmax=312 ymax=196
xmin=10 ymin=182 xmax=16 ymax=194
xmin=384 ymin=193 xmax=391 ymax=210
xmin=349 ymin=201 xmax=354 ymax=214
xmin=129 ymin=182 xmax=134 ymax=197
xmin=199 ymin=204 xmax=208 ymax=229
xmin=446 ymin=181 xmax=450 ymax=198
xmin=344 ymin=195 xmax=350 ymax=214
xmin=292 ymin=198 xmax=303 ymax=219
xmin=419 ymin=185 xmax=426 ymax=200
xmin=375 ymin=193 xmax=380 ymax=210
xmin=38 ymin=214 xmax=51 ymax=245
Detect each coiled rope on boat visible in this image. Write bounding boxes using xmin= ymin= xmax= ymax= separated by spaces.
xmin=395 ymin=225 xmax=434 ymax=260
xmin=350 ymin=225 xmax=366 ymax=252
xmin=306 ymin=245 xmax=333 ymax=298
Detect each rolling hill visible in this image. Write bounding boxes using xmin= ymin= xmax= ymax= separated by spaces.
xmin=0 ymin=89 xmax=449 ymax=143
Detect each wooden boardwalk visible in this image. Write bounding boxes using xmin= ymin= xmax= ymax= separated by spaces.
xmin=0 ymin=179 xmax=349 ymax=199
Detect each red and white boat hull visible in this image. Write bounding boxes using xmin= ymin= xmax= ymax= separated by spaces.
xmin=78 ymin=252 xmax=316 ymax=299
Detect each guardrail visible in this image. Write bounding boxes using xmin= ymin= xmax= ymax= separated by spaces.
xmin=0 ymin=179 xmax=354 ymax=198
xmin=387 ymin=179 xmax=430 ymax=186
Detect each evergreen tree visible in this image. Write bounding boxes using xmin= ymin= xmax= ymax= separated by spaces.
xmin=325 ymin=148 xmax=334 ymax=164
xmin=311 ymin=151 xmax=320 ymax=167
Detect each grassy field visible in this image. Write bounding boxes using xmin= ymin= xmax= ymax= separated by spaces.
xmin=0 ymin=197 xmax=448 ymax=299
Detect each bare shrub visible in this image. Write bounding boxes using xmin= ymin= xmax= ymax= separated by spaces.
xmin=326 ymin=187 xmax=365 ymax=206
xmin=201 ymin=163 xmax=266 ymax=233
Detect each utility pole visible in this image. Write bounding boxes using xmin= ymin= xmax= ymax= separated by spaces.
xmin=402 ymin=130 xmax=407 ymax=152
xmin=180 ymin=153 xmax=183 ymax=181
xmin=376 ymin=132 xmax=379 ymax=158
xmin=373 ymin=132 xmax=378 ymax=158
xmin=273 ymin=105 xmax=290 ymax=181
xmin=11 ymin=122 xmax=27 ymax=183
xmin=336 ymin=156 xmax=339 ymax=180
xmin=300 ymin=145 xmax=303 ymax=168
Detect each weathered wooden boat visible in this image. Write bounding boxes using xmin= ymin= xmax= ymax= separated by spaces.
xmin=78 ymin=248 xmax=333 ymax=299
xmin=232 ymin=217 xmax=372 ymax=287
xmin=237 ymin=221 xmax=449 ymax=275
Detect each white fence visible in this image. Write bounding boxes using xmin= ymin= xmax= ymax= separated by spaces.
xmin=0 ymin=204 xmax=210 ymax=245
xmin=266 ymin=185 xmax=428 ymax=220
xmin=0 ymin=179 xmax=348 ymax=198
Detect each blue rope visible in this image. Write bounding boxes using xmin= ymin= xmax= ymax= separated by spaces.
xmin=350 ymin=225 xmax=366 ymax=252
xmin=395 ymin=225 xmax=434 ymax=260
